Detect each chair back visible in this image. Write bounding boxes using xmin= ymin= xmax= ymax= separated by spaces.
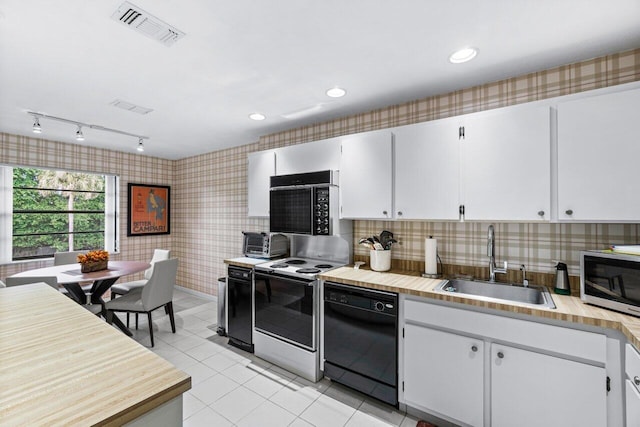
xmin=54 ymin=251 xmax=84 ymax=266
xmin=141 ymin=258 xmax=178 ymax=311
xmin=5 ymin=276 xmax=58 ymax=289
xmin=144 ymin=249 xmax=172 ymax=280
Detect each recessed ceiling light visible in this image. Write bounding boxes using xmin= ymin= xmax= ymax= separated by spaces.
xmin=449 ymin=47 xmax=478 ymax=64
xmin=326 ymin=87 xmax=346 ymax=98
xmin=249 ymin=113 xmax=266 ymax=121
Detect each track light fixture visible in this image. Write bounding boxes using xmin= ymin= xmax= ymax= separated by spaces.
xmin=32 ymin=116 xmax=42 ymax=133
xmin=75 ymin=125 xmax=85 ymax=141
xmin=27 ymin=111 xmax=149 ymax=152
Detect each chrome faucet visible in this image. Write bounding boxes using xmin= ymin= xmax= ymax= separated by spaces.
xmin=487 ymin=225 xmax=507 ymax=282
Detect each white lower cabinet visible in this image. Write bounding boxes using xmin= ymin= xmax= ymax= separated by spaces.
xmin=403 ymin=324 xmax=484 ymax=426
xmin=625 ymin=343 xmax=640 ymax=425
xmin=490 ymin=343 xmax=606 ymax=427
xmin=401 ymin=297 xmax=610 ymax=427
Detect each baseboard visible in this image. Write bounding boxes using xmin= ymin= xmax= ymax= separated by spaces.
xmin=175 ymin=285 xmax=217 ymax=301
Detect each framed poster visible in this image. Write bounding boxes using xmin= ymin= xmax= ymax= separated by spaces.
xmin=127 ymin=183 xmax=171 ymax=236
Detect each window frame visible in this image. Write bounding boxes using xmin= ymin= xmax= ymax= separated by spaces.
xmin=0 ymin=165 xmax=119 ymax=264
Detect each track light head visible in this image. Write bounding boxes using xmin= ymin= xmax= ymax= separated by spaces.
xmin=75 ymin=126 xmax=85 ymax=141
xmin=32 ymin=116 xmax=42 ymax=133
xmin=137 ymin=138 xmax=145 ymax=152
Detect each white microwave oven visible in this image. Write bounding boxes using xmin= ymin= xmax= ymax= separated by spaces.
xmin=581 ymin=250 xmax=640 ymax=317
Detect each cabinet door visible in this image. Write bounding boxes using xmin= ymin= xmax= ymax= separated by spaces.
xmin=626 ymin=380 xmax=640 ymax=426
xmin=403 ymin=324 xmax=484 ymax=426
xmin=274 ymin=137 xmax=341 ymax=176
xmin=394 ymin=119 xmax=460 ymax=220
xmin=491 ymin=344 xmax=606 ymax=427
xmin=339 ymin=130 xmax=393 ymax=219
xmin=461 ymin=106 xmax=550 ymax=221
xmin=557 ymin=88 xmax=640 ymax=221
xmin=248 ymin=151 xmax=275 ymax=217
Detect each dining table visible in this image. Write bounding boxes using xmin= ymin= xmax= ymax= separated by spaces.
xmin=9 ymin=260 xmax=150 ymax=336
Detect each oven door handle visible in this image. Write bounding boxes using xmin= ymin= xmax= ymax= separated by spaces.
xmin=254 ymin=271 xmax=315 ymax=285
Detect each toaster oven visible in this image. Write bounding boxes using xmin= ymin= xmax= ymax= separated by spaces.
xmin=242 ymin=232 xmax=288 ymax=259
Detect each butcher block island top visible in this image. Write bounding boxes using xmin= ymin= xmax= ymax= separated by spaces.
xmin=0 ymin=283 xmax=191 ymax=426
xmin=319 ymin=266 xmax=640 ymax=350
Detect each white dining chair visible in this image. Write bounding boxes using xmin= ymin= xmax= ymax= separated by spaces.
xmin=5 ymin=276 xmax=58 ymax=289
xmin=105 ymin=258 xmax=178 ymax=347
xmin=110 ymin=249 xmax=171 ymax=299
xmin=54 ymin=251 xmax=84 ymax=266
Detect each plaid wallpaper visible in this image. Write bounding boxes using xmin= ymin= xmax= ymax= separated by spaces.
xmin=2 ymin=48 xmax=639 ymax=294
xmin=0 ymin=134 xmax=175 ymax=284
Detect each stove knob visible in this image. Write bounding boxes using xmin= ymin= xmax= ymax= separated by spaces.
xmin=339 ymin=296 xmax=348 ymax=304
xmin=374 ymin=301 xmax=385 ymax=312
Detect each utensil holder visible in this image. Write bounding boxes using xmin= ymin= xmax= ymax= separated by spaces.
xmin=370 ymin=250 xmax=391 ymax=272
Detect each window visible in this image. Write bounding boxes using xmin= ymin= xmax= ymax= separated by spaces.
xmin=0 ymin=166 xmax=118 ymax=262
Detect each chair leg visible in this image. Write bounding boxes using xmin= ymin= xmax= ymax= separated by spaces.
xmin=167 ymin=302 xmax=176 ymax=333
xmin=106 ymin=310 xmax=114 ymax=324
xmin=126 ymin=312 xmax=129 ymax=328
xmin=148 ymin=312 xmax=154 ymax=347
xmin=135 ymin=313 xmax=139 ymax=330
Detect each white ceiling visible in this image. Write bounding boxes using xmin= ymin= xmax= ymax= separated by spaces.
xmin=1 ymin=0 xmax=639 ymax=160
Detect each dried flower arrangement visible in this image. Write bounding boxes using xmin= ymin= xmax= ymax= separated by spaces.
xmin=77 ymin=249 xmax=109 ymax=272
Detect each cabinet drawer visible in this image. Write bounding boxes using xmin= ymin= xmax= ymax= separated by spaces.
xmin=626 ymin=343 xmax=640 ymax=390
xmin=404 ymin=298 xmax=606 ymax=363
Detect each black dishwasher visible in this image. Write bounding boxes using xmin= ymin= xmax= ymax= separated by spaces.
xmin=227 ymin=265 xmax=254 ymax=352
xmin=323 ymin=282 xmax=398 ymax=406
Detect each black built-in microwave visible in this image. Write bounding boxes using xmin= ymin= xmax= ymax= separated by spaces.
xmin=269 ymin=170 xmax=337 ymax=236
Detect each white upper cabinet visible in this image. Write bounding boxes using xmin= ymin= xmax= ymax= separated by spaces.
xmin=274 ymin=137 xmax=341 ymax=176
xmin=461 ymin=105 xmax=551 ymax=221
xmin=557 ymin=87 xmax=640 ymax=221
xmin=247 ymin=150 xmax=275 ymax=217
xmin=394 ymin=118 xmax=461 ymax=220
xmin=339 ymin=130 xmax=394 ymax=219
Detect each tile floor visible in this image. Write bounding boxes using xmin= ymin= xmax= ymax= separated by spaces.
xmin=118 ymin=287 xmax=420 ymax=427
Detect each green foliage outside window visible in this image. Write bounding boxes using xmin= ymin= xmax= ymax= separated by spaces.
xmin=12 ymin=167 xmax=106 ymax=260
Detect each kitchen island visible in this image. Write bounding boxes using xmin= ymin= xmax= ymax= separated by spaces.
xmin=0 ymin=283 xmax=191 ymax=426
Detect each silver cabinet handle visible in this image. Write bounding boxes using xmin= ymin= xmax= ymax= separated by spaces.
xmin=497 ymin=351 xmax=504 ymax=359
xmin=471 ymin=345 xmax=478 ymax=352
xmin=565 ymin=209 xmax=573 ymax=215
xmin=635 ymin=376 xmax=640 ymax=386
xmin=537 ymin=210 xmax=544 ymax=217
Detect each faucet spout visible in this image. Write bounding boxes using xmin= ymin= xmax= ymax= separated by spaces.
xmin=487 ymin=225 xmax=507 ymax=282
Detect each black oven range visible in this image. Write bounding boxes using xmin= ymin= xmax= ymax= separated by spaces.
xmin=253 ymin=257 xmax=344 ymax=381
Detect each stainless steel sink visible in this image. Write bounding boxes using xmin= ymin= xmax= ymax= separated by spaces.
xmin=435 ymin=279 xmax=556 ymax=309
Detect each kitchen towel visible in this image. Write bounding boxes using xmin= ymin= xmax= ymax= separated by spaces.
xmin=425 ymin=237 xmax=437 ymax=275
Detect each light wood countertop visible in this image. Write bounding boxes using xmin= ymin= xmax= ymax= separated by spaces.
xmin=320 ymin=267 xmax=640 ymax=349
xmin=224 ymin=257 xmax=270 ymax=268
xmin=0 ymin=283 xmax=191 ymax=426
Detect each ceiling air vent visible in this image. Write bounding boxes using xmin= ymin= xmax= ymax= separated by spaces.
xmin=111 ymin=2 xmax=185 ymax=47
xmin=110 ymin=99 xmax=154 ymax=115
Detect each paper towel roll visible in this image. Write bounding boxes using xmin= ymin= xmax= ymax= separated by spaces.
xmin=425 ymin=237 xmax=438 ymax=275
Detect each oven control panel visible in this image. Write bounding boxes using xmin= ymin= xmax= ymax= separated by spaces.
xmin=313 ymin=187 xmax=330 ymax=235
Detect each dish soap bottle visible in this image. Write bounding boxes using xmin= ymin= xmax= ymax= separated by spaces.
xmin=554 ymin=262 xmax=571 ymax=295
